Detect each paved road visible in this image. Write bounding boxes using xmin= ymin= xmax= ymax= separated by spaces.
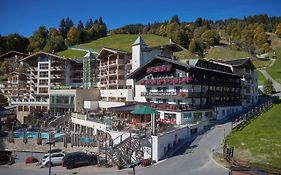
xmin=259 ymin=69 xmax=281 ymax=97
xmin=0 ymin=122 xmax=232 ymax=175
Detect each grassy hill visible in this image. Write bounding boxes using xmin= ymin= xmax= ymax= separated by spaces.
xmin=57 ymin=49 xmax=87 ymax=59
xmin=226 ymin=103 xmax=281 ymax=169
xmin=267 ymin=48 xmax=281 ymax=84
xmin=205 ymin=47 xmax=251 ymax=59
xmin=57 ymin=34 xmax=195 ymax=59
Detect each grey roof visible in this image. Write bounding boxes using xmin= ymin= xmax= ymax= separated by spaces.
xmin=132 ymin=36 xmax=148 ymax=46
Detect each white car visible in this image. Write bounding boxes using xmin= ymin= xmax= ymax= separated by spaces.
xmin=42 ymin=153 xmax=65 ymax=167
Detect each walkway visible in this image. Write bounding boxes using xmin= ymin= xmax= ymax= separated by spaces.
xmin=259 ymin=69 xmax=281 ymax=96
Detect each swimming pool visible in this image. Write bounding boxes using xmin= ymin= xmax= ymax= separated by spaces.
xmin=13 ymin=132 xmax=65 ymax=139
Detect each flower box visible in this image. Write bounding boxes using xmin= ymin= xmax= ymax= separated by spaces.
xmin=160 ymin=103 xmax=166 ymax=110
xmin=146 ymin=80 xmax=151 ymax=86
xmin=150 ymin=103 xmax=157 ymax=108
xmin=170 ymin=104 xmax=177 ymax=110
xmin=178 ymin=91 xmax=186 ymax=97
xmin=151 ymin=80 xmax=157 ymax=85
xmin=153 ymin=66 xmax=161 ymax=73
xmin=161 ymin=65 xmax=166 ymax=72
xmin=173 ymin=78 xmax=179 ymax=84
xmin=158 ymin=79 xmax=164 ymax=85
xmin=165 ymin=78 xmax=172 ymax=84
xmin=146 ymin=67 xmax=153 ymax=74
xmin=181 ymin=77 xmax=188 ymax=84
xmin=188 ymin=77 xmax=193 ymax=82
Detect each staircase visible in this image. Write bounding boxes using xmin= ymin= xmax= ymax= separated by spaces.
xmin=107 ymin=131 xmax=148 ymax=169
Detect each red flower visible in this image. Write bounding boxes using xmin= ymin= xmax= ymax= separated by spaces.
xmin=150 ymin=103 xmax=157 ymax=108
xmin=154 ymin=66 xmax=161 ymax=73
xmin=158 ymin=79 xmax=164 ymax=85
xmin=160 ymin=103 xmax=166 ymax=110
xmin=161 ymin=65 xmax=166 ymax=72
xmin=178 ymin=91 xmax=186 ymax=97
xmin=151 ymin=80 xmax=157 ymax=85
xmin=173 ymin=78 xmax=179 ymax=84
xmin=146 ymin=80 xmax=151 ymax=85
xmin=170 ymin=104 xmax=177 ymax=110
xmin=165 ymin=78 xmax=172 ymax=84
xmin=146 ymin=67 xmax=153 ymax=74
xmin=188 ymin=77 xmax=193 ymax=82
xmin=181 ymin=77 xmax=188 ymax=84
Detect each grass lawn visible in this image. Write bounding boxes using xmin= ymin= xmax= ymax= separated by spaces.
xmin=205 ymin=47 xmax=251 ymax=59
xmin=267 ymin=48 xmax=281 ymax=84
xmin=256 ymin=70 xmax=267 ymax=86
xmin=60 ymin=34 xmax=195 ymax=60
xmin=57 ymin=49 xmax=87 ymax=59
xmin=251 ymin=59 xmax=271 ymax=69
xmin=226 ymin=104 xmax=281 ymax=169
xmin=269 ymin=33 xmax=281 ymax=50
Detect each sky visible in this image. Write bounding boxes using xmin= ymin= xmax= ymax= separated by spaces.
xmin=0 ymin=0 xmax=280 ymax=37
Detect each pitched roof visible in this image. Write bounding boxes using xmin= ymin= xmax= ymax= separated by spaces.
xmin=20 ymin=51 xmax=66 ymax=62
xmin=132 ymin=36 xmax=148 ymax=46
xmin=128 ymin=56 xmax=240 ymax=81
xmin=96 ymin=47 xmax=128 ymax=59
xmin=0 ymin=51 xmax=28 ymax=59
xmin=220 ymin=58 xmax=255 ymax=69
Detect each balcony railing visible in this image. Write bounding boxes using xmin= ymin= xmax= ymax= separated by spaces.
xmin=140 ymin=77 xmax=193 ymax=86
xmin=146 ymin=64 xmax=172 ymax=74
xmin=149 ymin=103 xmax=195 ymax=111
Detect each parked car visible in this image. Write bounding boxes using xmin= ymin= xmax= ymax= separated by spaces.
xmin=62 ymin=152 xmax=97 ymax=169
xmin=43 ymin=148 xmax=64 ymax=157
xmin=41 ymin=152 xmax=65 ymax=167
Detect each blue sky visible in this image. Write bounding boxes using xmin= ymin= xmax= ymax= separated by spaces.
xmin=0 ymin=0 xmax=280 ymax=37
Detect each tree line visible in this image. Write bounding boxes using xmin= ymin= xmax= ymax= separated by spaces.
xmin=111 ymin=14 xmax=281 ymax=56
xmin=0 ymin=17 xmax=107 ymax=55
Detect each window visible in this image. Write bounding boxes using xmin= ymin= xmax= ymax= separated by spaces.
xmin=39 ymin=79 xmax=48 ymax=85
xmin=39 ymin=72 xmax=48 ymax=77
xmin=24 ymin=106 xmax=29 ymax=112
xmin=39 ymin=87 xmax=48 ymax=93
xmin=146 ymin=98 xmax=151 ymax=102
xmin=18 ymin=106 xmax=23 ymax=111
xmin=39 ymin=64 xmax=48 ymax=69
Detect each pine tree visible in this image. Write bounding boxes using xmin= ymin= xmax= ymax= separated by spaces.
xmin=59 ymin=18 xmax=66 ymax=38
xmin=77 ymin=20 xmax=84 ymax=31
xmin=189 ymin=38 xmax=196 ymax=53
xmin=65 ymin=17 xmax=74 ymax=34
xmin=264 ymin=79 xmax=275 ymax=95
xmin=85 ymin=18 xmax=93 ymax=30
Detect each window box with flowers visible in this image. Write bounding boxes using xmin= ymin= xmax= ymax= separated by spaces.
xmin=181 ymin=77 xmax=189 ymax=84
xmin=146 ymin=80 xmax=151 ymax=86
xmin=146 ymin=67 xmax=153 ymax=74
xmin=159 ymin=103 xmax=166 ymax=110
xmin=161 ymin=65 xmax=166 ymax=72
xmin=165 ymin=78 xmax=172 ymax=85
xmin=150 ymin=103 xmax=157 ymax=108
xmin=188 ymin=77 xmax=193 ymax=82
xmin=154 ymin=66 xmax=161 ymax=73
xmin=158 ymin=79 xmax=164 ymax=85
xmin=151 ymin=80 xmax=157 ymax=85
xmin=173 ymin=78 xmax=179 ymax=84
xmin=178 ymin=91 xmax=186 ymax=97
xmin=170 ymin=104 xmax=177 ymax=110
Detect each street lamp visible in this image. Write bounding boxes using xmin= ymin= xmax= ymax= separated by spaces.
xmin=46 ymin=141 xmax=56 ymax=175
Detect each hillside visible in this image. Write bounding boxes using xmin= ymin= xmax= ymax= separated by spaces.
xmin=57 ymin=34 xmax=195 ymax=59
xmin=205 ymin=47 xmax=251 ymax=59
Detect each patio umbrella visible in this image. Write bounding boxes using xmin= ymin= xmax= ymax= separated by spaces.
xmin=130 ymin=106 xmax=158 ymax=136
xmin=130 ymin=106 xmax=158 ymax=115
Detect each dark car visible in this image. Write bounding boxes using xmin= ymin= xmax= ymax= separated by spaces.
xmin=62 ymin=152 xmax=97 ymax=169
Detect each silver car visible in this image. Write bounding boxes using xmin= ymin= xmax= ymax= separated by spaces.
xmin=42 ymin=153 xmax=65 ymax=167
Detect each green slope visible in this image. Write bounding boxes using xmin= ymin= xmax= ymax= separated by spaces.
xmin=58 ymin=34 xmax=195 ymax=59
xmin=267 ymin=48 xmax=281 ymax=84
xmin=57 ymin=49 xmax=87 ymax=59
xmin=205 ymin=47 xmax=251 ymax=59
xmin=227 ymin=104 xmax=281 ymax=169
